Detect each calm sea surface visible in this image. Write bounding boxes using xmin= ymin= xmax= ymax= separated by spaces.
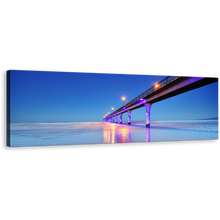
xmin=9 ymin=120 xmax=218 ymax=147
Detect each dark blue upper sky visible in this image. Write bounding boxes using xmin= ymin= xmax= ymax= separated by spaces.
xmin=9 ymin=70 xmax=218 ymax=123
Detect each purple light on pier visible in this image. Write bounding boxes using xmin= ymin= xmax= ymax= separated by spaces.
xmin=138 ymin=99 xmax=146 ymax=104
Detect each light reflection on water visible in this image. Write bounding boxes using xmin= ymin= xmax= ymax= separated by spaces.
xmin=9 ymin=120 xmax=218 ymax=147
xmin=103 ymin=124 xmax=132 ymax=143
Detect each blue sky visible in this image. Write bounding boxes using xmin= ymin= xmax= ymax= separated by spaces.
xmin=9 ymin=70 xmax=218 ymax=123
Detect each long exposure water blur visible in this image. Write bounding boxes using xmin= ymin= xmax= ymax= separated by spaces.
xmin=9 ymin=120 xmax=218 ymax=147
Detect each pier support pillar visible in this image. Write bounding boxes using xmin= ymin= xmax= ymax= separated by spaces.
xmin=112 ymin=117 xmax=114 ymax=123
xmin=145 ymin=103 xmax=152 ymax=127
xmin=120 ymin=114 xmax=122 ymax=124
xmin=115 ymin=115 xmax=117 ymax=123
xmin=128 ymin=111 xmax=131 ymax=124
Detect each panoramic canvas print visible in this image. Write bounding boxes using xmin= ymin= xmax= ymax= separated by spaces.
xmin=7 ymin=70 xmax=218 ymax=147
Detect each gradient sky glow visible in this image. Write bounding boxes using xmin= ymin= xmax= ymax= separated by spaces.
xmin=9 ymin=70 xmax=218 ymax=123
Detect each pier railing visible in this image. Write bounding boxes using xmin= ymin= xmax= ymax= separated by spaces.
xmin=125 ymin=76 xmax=177 ymax=107
xmin=105 ymin=76 xmax=178 ymax=118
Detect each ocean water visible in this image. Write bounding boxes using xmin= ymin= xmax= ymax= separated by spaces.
xmin=9 ymin=120 xmax=218 ymax=147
